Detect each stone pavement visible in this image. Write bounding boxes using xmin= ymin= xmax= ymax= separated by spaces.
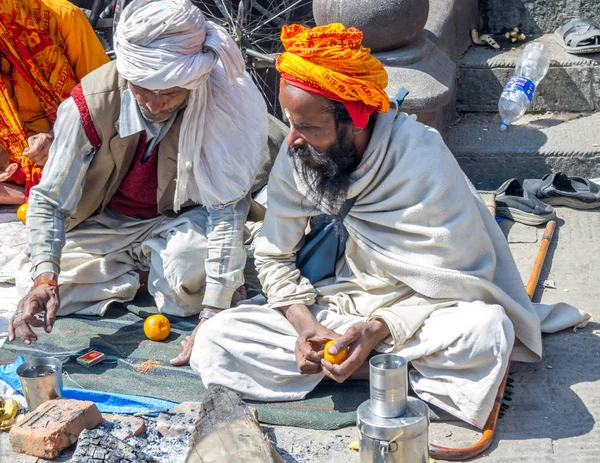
xmin=1 ymin=209 xmax=599 ymax=462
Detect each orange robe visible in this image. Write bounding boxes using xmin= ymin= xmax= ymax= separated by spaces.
xmin=0 ymin=0 xmax=109 ymax=196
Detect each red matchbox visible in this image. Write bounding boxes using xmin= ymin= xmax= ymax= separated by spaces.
xmin=76 ymin=350 xmax=105 ymax=367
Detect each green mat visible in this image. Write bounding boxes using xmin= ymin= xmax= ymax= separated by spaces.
xmin=1 ymin=252 xmax=455 ymax=429
xmin=0 ymin=292 xmax=379 ymax=429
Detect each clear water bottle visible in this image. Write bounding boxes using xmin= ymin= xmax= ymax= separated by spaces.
xmin=498 ymin=42 xmax=550 ymax=131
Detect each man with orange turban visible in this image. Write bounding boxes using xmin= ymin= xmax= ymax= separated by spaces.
xmin=0 ymin=0 xmax=109 ymax=204
xmin=190 ymin=24 xmax=588 ymax=430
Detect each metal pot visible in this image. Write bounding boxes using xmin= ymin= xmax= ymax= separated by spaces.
xmin=16 ymin=357 xmax=63 ymax=411
xmin=357 ymin=354 xmax=429 ymax=462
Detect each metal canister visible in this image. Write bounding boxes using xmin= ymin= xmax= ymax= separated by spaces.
xmin=357 ymin=354 xmax=429 ymax=463
xmin=369 ymin=353 xmax=408 ymax=418
xmin=16 ymin=357 xmax=63 ymax=411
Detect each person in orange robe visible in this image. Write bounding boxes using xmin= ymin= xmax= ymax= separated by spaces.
xmin=0 ymin=0 xmax=109 ymax=204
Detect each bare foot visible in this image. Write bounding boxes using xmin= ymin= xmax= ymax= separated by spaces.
xmin=231 ymin=285 xmax=247 ymax=306
xmin=170 ymin=322 xmax=202 ymax=366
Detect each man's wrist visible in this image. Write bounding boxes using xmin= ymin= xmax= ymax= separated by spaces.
xmin=282 ymin=304 xmax=319 ymax=333
xmin=34 ymin=272 xmax=58 ymax=285
xmin=366 ymin=318 xmax=391 ymax=346
xmin=199 ymin=308 xmax=222 ymax=321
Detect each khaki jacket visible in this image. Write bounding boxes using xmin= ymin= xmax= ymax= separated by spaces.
xmin=68 ymin=61 xmax=183 ymax=230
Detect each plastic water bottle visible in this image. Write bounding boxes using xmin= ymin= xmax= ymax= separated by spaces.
xmin=498 ymin=42 xmax=550 ymax=131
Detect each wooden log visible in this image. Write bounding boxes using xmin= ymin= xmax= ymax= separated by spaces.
xmin=185 ymin=386 xmax=283 ymax=463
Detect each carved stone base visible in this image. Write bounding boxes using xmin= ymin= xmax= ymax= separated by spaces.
xmin=375 ymin=33 xmax=457 ymax=129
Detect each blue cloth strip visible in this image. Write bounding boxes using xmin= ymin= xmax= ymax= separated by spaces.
xmin=0 ymin=357 xmax=177 ymax=414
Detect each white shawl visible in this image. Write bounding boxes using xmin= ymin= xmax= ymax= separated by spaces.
xmin=114 ymin=0 xmax=268 ymax=209
xmin=256 ymin=102 xmax=589 ymax=362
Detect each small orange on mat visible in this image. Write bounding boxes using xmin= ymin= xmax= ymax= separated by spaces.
xmin=143 ymin=314 xmax=171 ymax=341
xmin=323 ymin=340 xmax=348 ymax=364
xmin=16 ymin=203 xmax=27 ymax=224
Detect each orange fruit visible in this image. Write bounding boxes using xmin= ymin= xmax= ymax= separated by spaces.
xmin=16 ymin=203 xmax=27 ymax=224
xmin=143 ymin=314 xmax=171 ymax=341
xmin=323 ymin=340 xmax=348 ymax=364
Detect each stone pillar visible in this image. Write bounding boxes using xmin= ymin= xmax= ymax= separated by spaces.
xmin=313 ymin=0 xmax=456 ymax=130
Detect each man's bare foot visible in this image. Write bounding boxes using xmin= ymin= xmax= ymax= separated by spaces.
xmin=170 ymin=286 xmax=246 ymax=367
xmin=136 ymin=270 xmax=149 ymax=295
xmin=231 ymin=285 xmax=247 ymax=306
xmin=170 ymin=322 xmax=202 ymax=366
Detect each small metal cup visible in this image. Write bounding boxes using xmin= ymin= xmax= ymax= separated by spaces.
xmin=369 ymin=354 xmax=407 ymax=418
xmin=16 ymin=357 xmax=63 ymax=411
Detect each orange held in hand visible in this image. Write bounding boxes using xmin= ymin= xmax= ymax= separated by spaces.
xmin=143 ymin=314 xmax=171 ymax=341
xmin=323 ymin=340 xmax=349 ymax=364
xmin=16 ymin=203 xmax=27 ymax=224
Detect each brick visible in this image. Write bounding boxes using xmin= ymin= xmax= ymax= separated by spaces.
xmin=102 ymin=414 xmax=146 ymax=440
xmin=157 ymin=401 xmax=203 ymax=437
xmin=8 ymin=399 xmax=103 ymax=459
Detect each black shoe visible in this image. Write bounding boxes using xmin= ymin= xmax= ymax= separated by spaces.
xmin=495 ymin=178 xmax=557 ymax=225
xmin=523 ymin=172 xmax=600 ymax=209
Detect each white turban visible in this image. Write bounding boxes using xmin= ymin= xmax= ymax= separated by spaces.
xmin=114 ymin=0 xmax=268 ymax=210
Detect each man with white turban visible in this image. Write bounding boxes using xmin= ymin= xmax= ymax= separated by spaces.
xmin=9 ymin=0 xmax=269 ymax=363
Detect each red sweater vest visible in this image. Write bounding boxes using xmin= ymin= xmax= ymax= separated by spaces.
xmin=71 ymin=84 xmax=160 ymax=220
xmin=107 ymin=131 xmax=160 ymax=219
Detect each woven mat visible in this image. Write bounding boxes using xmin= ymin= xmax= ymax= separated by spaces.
xmin=0 ymin=256 xmax=455 ymax=429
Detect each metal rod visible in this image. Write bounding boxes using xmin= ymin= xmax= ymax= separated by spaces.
xmin=245 ymin=48 xmax=277 ymax=64
xmin=250 ymin=0 xmax=306 ymax=34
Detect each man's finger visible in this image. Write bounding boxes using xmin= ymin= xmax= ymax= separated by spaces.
xmin=8 ymin=316 xmax=16 ymax=342
xmin=298 ymin=340 xmax=322 ymax=364
xmin=0 ymin=163 xmax=18 ymax=182
xmin=298 ymin=357 xmax=322 ymax=375
xmin=170 ymin=350 xmax=191 ymax=366
xmin=322 ymin=349 xmax=363 ymax=383
xmin=45 ymin=293 xmax=60 ymax=333
xmin=23 ymin=314 xmax=44 ymax=328
xmin=16 ymin=319 xmax=38 ymax=345
xmin=327 ymin=328 xmax=361 ymax=355
xmin=320 ymin=361 xmax=342 ymax=383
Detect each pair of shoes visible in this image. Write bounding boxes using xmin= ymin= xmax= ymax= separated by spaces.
xmin=554 ymin=18 xmax=600 ymax=55
xmin=524 ymin=172 xmax=600 ymax=209
xmin=495 ymin=178 xmax=556 ymax=226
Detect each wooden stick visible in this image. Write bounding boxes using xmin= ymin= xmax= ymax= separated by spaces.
xmin=429 ymin=367 xmax=510 ymax=461
xmin=429 ymin=219 xmax=557 ymax=461
xmin=526 ymin=220 xmax=556 ymax=300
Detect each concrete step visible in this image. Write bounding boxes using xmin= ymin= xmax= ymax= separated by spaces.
xmin=443 ymin=112 xmax=600 ymax=189
xmin=480 ymin=0 xmax=598 ymax=35
xmin=457 ymin=35 xmax=600 ymax=113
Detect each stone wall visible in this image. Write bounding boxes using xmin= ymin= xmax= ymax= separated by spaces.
xmin=480 ymin=0 xmax=600 ymax=35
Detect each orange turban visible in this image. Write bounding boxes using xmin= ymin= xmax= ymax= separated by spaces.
xmin=276 ymin=23 xmax=390 ymax=128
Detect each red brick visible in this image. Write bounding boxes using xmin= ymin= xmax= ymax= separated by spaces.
xmin=8 ymin=399 xmax=102 ymax=459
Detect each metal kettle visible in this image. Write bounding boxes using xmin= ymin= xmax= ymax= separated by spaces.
xmin=357 ymin=354 xmax=429 ymax=462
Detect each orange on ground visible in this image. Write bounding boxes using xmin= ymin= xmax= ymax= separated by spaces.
xmin=323 ymin=340 xmax=349 ymax=364
xmin=16 ymin=203 xmax=27 ymax=224
xmin=143 ymin=314 xmax=171 ymax=341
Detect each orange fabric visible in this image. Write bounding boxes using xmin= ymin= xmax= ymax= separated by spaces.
xmin=0 ymin=0 xmax=109 ymax=198
xmin=280 ymin=72 xmax=377 ymax=129
xmin=276 ymin=23 xmax=390 ymax=122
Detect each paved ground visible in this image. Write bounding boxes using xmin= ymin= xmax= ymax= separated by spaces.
xmin=1 ymin=208 xmax=599 ymax=462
